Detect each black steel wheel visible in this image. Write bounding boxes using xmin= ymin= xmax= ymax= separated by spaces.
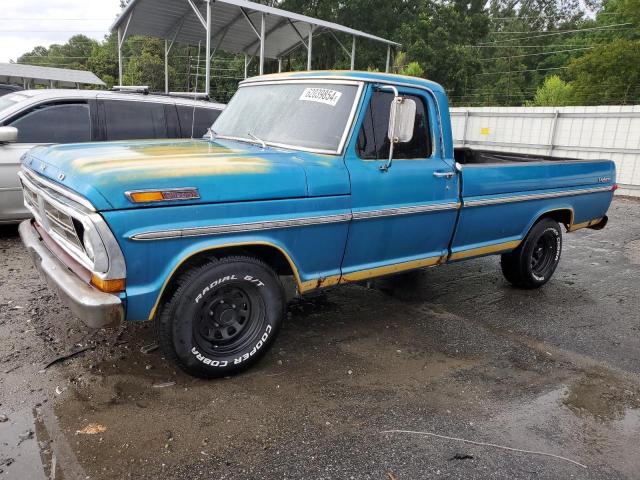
xmin=157 ymin=256 xmax=285 ymax=378
xmin=193 ymin=284 xmax=264 ymax=357
xmin=501 ymin=218 xmax=563 ymax=289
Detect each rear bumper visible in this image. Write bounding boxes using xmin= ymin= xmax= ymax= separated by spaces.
xmin=19 ymin=220 xmax=124 ymax=329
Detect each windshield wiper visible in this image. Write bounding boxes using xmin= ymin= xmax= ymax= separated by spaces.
xmin=247 ymin=132 xmax=267 ymax=149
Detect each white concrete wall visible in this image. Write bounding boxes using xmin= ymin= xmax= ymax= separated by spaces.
xmin=450 ymin=106 xmax=640 ymax=197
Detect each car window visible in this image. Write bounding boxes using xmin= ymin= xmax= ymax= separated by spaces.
xmin=103 ymin=100 xmax=168 ymax=140
xmin=357 ymin=91 xmax=432 ymax=160
xmin=10 ymin=103 xmax=91 ymax=144
xmin=176 ymin=105 xmax=221 ymax=138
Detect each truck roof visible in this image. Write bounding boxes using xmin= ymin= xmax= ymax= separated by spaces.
xmin=242 ymin=70 xmax=446 ymax=94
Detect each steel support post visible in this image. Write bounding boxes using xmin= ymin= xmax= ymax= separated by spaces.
xmin=118 ymin=28 xmax=123 ymax=85
xmin=385 ymin=45 xmax=391 ymax=73
xmin=351 ymin=36 xmax=356 ymax=70
xmin=165 ymin=40 xmax=169 ymax=93
xmin=259 ymin=13 xmax=266 ymax=75
xmin=307 ymin=25 xmax=313 ymax=71
xmin=205 ymin=0 xmax=212 ymax=95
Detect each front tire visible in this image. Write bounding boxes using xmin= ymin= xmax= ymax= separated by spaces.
xmin=157 ymin=256 xmax=284 ymax=378
xmin=500 ymin=218 xmax=563 ymax=289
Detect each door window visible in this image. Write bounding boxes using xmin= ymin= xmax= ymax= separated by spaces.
xmin=357 ymin=91 xmax=432 ymax=160
xmin=103 ymin=100 xmax=168 ymax=140
xmin=10 ymin=103 xmax=91 ymax=144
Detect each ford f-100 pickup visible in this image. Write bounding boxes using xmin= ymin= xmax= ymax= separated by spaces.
xmin=18 ymin=71 xmax=616 ymax=378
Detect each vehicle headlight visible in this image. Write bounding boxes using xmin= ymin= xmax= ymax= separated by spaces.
xmin=83 ymin=230 xmax=96 ymax=262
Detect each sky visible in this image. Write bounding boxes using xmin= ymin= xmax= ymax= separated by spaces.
xmin=0 ymin=0 xmax=123 ymax=63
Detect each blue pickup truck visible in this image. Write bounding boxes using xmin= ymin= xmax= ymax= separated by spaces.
xmin=18 ymin=71 xmax=616 ymax=378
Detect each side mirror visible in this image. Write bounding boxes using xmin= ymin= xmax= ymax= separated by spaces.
xmin=0 ymin=126 xmax=18 ymax=144
xmin=388 ymin=97 xmax=417 ymax=144
xmin=380 ymin=91 xmax=416 ymax=172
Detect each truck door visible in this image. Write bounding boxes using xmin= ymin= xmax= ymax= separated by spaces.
xmin=341 ymin=85 xmax=459 ymax=281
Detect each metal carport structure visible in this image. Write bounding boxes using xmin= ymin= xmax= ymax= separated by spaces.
xmin=0 ymin=63 xmax=106 ymax=89
xmin=110 ymin=0 xmax=400 ymax=95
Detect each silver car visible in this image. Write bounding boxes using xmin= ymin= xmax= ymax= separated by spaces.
xmin=0 ymin=89 xmax=224 ymax=223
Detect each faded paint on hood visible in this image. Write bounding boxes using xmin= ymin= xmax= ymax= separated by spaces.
xmin=22 ymin=139 xmax=350 ymax=211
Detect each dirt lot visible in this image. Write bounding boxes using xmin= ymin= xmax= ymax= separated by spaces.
xmin=1 ymin=197 xmax=639 ymax=480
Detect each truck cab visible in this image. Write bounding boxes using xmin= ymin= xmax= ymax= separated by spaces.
xmin=18 ymin=71 xmax=616 ymax=378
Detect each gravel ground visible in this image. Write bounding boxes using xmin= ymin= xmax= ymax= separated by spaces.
xmin=0 ymin=197 xmax=639 ymax=480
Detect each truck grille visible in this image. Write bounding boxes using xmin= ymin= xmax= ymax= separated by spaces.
xmin=20 ymin=172 xmax=88 ymax=265
xmin=43 ymin=202 xmax=84 ymax=250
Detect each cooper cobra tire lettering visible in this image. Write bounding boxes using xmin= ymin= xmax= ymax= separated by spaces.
xmin=190 ymin=348 xmax=229 ymax=367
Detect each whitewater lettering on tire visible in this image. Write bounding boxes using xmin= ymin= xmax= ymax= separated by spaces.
xmin=234 ymin=325 xmax=272 ymax=365
xmin=244 ymin=275 xmax=265 ymax=287
xmin=190 ymin=325 xmax=273 ymax=367
xmin=190 ymin=348 xmax=229 ymax=367
xmin=195 ymin=275 xmax=238 ymax=304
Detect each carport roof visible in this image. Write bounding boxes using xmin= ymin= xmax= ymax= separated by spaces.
xmin=110 ymin=0 xmax=400 ymax=60
xmin=0 ymin=63 xmax=106 ymax=88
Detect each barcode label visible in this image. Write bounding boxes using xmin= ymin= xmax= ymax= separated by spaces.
xmin=299 ymin=88 xmax=343 ymax=107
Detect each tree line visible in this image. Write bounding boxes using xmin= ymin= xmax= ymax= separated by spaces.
xmin=16 ymin=0 xmax=640 ymax=106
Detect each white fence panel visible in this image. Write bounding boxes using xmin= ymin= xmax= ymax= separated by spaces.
xmin=450 ymin=106 xmax=640 ymax=197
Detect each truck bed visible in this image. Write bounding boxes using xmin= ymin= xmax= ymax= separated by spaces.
xmin=454 ymin=148 xmax=582 ymax=165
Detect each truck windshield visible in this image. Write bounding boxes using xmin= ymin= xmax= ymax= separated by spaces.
xmin=212 ymin=82 xmax=360 ymax=154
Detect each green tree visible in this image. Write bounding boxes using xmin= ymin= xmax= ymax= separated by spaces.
xmin=122 ymin=37 xmax=170 ymax=92
xmin=569 ymin=39 xmax=640 ymax=104
xmin=526 ymin=75 xmax=574 ymax=106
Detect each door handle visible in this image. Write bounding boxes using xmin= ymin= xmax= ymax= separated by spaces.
xmin=433 ymin=171 xmax=455 ymax=179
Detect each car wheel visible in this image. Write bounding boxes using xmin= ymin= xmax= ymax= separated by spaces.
xmin=500 ymin=218 xmax=563 ymax=289
xmin=157 ymin=256 xmax=285 ymax=378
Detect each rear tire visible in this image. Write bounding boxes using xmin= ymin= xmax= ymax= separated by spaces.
xmin=157 ymin=256 xmax=284 ymax=378
xmin=500 ymin=218 xmax=563 ymax=289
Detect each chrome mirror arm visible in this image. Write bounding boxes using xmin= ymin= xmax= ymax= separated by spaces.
xmin=378 ymin=85 xmax=400 ymax=173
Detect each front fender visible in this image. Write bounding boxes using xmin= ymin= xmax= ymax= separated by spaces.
xmin=102 ymin=197 xmax=350 ymax=321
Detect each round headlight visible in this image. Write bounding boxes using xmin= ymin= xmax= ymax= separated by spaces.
xmin=83 ymin=231 xmax=95 ymax=262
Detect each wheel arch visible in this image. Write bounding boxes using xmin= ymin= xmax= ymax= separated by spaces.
xmin=148 ymin=241 xmax=300 ymax=320
xmin=526 ymin=207 xmax=574 ymax=236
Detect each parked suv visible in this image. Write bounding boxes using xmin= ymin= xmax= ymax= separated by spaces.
xmin=0 ymin=89 xmax=224 ymax=223
xmin=0 ymin=84 xmax=24 ymax=97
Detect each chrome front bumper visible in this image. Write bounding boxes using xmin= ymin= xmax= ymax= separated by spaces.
xmin=19 ymin=220 xmax=124 ymax=329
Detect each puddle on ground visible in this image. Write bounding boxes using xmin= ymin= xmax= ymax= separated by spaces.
xmin=563 ymin=369 xmax=640 ymax=422
xmin=0 ymin=408 xmax=49 ymax=480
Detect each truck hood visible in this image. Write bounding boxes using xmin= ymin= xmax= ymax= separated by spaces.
xmin=22 ymin=139 xmax=349 ymax=211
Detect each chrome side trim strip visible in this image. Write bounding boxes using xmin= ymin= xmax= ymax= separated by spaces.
xmin=131 ymin=213 xmax=353 ymax=241
xmin=464 ymin=186 xmax=614 ymax=208
xmin=353 ymin=202 xmax=460 ymax=220
xmin=131 ymin=201 xmax=462 ymax=241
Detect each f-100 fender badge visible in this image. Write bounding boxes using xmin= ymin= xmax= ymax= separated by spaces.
xmin=598 ymin=177 xmax=612 ymax=183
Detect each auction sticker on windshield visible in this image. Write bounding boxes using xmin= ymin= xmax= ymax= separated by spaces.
xmin=299 ymin=88 xmax=343 ymax=107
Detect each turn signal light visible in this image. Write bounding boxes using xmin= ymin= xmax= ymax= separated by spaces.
xmin=91 ymin=275 xmax=126 ymax=293
xmin=127 ymin=188 xmax=200 ymax=203
xmin=128 ymin=191 xmax=165 ymax=203
xmin=612 ymin=184 xmax=619 ymax=192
